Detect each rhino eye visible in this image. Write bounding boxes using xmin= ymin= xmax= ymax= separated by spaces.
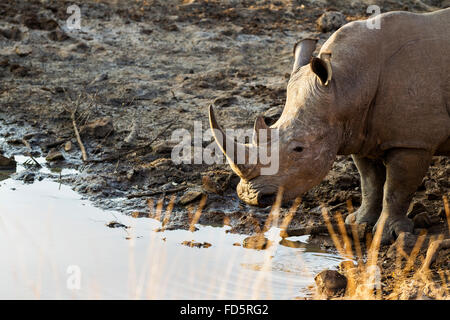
xmin=293 ymin=146 xmax=304 ymax=153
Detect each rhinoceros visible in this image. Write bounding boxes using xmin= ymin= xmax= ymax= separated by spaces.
xmin=208 ymin=8 xmax=450 ymax=243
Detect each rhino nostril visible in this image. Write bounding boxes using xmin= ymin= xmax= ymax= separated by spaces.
xmin=258 ymin=194 xmax=276 ymax=207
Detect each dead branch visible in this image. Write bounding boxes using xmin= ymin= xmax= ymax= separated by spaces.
xmin=63 ymin=93 xmax=89 ymax=162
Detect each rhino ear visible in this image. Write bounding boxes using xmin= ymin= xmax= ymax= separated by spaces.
xmin=310 ymin=53 xmax=332 ymax=86
xmin=292 ymin=38 xmax=318 ymax=73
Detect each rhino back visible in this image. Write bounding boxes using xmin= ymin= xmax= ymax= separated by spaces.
xmin=320 ymin=8 xmax=450 ymax=156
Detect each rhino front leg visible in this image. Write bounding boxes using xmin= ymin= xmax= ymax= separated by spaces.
xmin=345 ymin=155 xmax=385 ymax=226
xmin=374 ymin=149 xmax=432 ymax=244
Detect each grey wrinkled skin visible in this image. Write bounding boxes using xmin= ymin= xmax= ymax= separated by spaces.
xmin=210 ymin=9 xmax=450 ymax=244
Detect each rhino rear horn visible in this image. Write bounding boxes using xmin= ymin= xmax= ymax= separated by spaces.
xmin=292 ymin=38 xmax=318 ymax=72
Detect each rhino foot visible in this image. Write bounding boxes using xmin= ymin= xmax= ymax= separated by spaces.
xmin=372 ymin=214 xmax=414 ymax=245
xmin=345 ymin=207 xmax=379 ymax=226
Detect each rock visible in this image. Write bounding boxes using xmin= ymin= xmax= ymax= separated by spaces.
xmin=407 ymin=202 xmax=427 ymax=219
xmin=130 ymin=211 xmax=149 ymax=218
xmin=426 ymin=191 xmax=441 ymax=200
xmin=48 ymin=28 xmax=70 ymax=42
xmin=316 ymin=11 xmax=347 ymax=33
xmin=412 ymin=212 xmax=433 ymax=229
xmin=64 ymin=141 xmax=72 ymax=152
xmin=0 ymin=58 xmax=9 ymax=67
xmin=314 ymin=270 xmax=347 ymax=298
xmin=23 ymin=172 xmax=35 ymax=183
xmin=46 ymin=149 xmax=64 ymax=162
xmin=80 ymin=117 xmax=114 ymax=138
xmin=0 ymin=154 xmax=16 ymax=169
xmin=23 ymin=15 xmax=58 ymax=31
xmin=242 ymin=235 xmax=271 ymax=250
xmin=202 ymin=175 xmax=223 ymax=195
xmin=148 ymin=158 xmax=172 ymax=168
xmin=106 ymin=221 xmax=128 ymax=228
xmin=179 ymin=188 xmax=204 ymax=205
xmin=0 ymin=27 xmax=22 ymax=41
xmin=9 ymin=64 xmax=30 ymax=77
xmin=126 ymin=169 xmax=135 ymax=180
xmin=123 ymin=118 xmax=139 ymax=145
xmin=6 ymin=138 xmax=24 ymax=145
xmin=442 ymin=0 xmax=450 ymax=8
xmin=212 ymin=96 xmax=238 ymax=108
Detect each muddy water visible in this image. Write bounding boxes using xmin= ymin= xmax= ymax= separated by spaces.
xmin=0 ymin=157 xmax=344 ymax=299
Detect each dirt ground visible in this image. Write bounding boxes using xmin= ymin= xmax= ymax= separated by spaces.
xmin=0 ymin=0 xmax=449 ymax=299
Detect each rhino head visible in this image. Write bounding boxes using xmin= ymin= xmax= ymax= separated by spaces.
xmin=209 ymin=39 xmax=343 ymax=207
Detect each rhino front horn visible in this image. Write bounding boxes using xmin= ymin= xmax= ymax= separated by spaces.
xmin=208 ymin=105 xmax=258 ymax=179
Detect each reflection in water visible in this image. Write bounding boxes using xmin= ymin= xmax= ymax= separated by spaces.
xmin=0 ymin=156 xmax=344 ymax=299
xmin=0 ymin=169 xmax=15 ymax=182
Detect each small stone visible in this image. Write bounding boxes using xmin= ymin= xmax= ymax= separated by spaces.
xmin=242 ymin=235 xmax=271 ymax=250
xmin=46 ymin=149 xmax=64 ymax=162
xmin=316 ymin=11 xmax=347 ymax=33
xmin=179 ymin=188 xmax=203 ymax=205
xmin=23 ymin=15 xmax=58 ymax=31
xmin=9 ymin=64 xmax=29 ymax=77
xmin=64 ymin=141 xmax=72 ymax=152
xmin=131 ymin=211 xmax=149 ymax=218
xmin=126 ymin=169 xmax=135 ymax=180
xmin=0 ymin=154 xmax=16 ymax=169
xmin=80 ymin=117 xmax=114 ymax=138
xmin=314 ymin=270 xmax=347 ymax=298
xmin=212 ymin=96 xmax=237 ymax=108
xmin=0 ymin=27 xmax=22 ymax=41
xmin=407 ymin=202 xmax=427 ymax=219
xmin=263 ymin=106 xmax=282 ymax=126
xmin=6 ymin=138 xmax=24 ymax=145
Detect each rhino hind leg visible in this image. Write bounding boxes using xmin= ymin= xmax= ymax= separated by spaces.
xmin=373 ymin=149 xmax=432 ymax=245
xmin=345 ymin=155 xmax=385 ymax=226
